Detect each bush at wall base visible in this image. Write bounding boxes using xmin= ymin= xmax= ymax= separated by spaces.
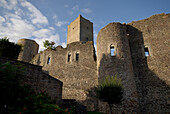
xmin=96 ymin=75 xmax=123 ymax=114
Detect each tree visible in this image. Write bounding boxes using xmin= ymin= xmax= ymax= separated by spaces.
xmin=43 ymin=40 xmax=56 ymax=50
xmin=96 ymin=75 xmax=123 ymax=114
xmin=0 ymin=37 xmax=22 ymax=59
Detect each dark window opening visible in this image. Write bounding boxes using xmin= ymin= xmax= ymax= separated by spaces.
xmin=47 ymin=57 xmax=51 ymax=64
xmin=145 ymin=47 xmax=149 ymax=56
xmin=86 ymin=37 xmax=88 ymax=41
xmin=76 ymin=53 xmax=79 ymax=61
xmin=87 ymin=27 xmax=88 ymax=29
xmin=68 ymin=54 xmax=71 ymax=62
xmin=110 ymin=45 xmax=115 ymax=56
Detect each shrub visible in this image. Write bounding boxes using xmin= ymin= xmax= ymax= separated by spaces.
xmin=96 ymin=75 xmax=123 ymax=113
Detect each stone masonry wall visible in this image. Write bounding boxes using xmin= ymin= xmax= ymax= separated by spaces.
xmin=67 ymin=15 xmax=81 ymax=44
xmin=0 ymin=56 xmax=63 ymax=104
xmin=18 ymin=39 xmax=39 ymax=63
xmin=31 ymin=41 xmax=98 ymax=111
xmin=127 ymin=13 xmax=170 ymax=113
xmin=80 ymin=15 xmax=93 ymax=43
xmin=96 ymin=23 xmax=139 ymax=113
xmin=67 ymin=15 xmax=93 ymax=45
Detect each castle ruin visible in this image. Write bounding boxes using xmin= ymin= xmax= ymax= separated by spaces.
xmin=17 ymin=13 xmax=170 ymax=113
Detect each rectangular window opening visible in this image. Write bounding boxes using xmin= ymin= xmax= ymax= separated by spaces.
xmin=68 ymin=54 xmax=71 ymax=62
xmin=76 ymin=53 xmax=79 ymax=61
xmin=145 ymin=47 xmax=149 ymax=56
xmin=47 ymin=57 xmax=51 ymax=64
xmin=110 ymin=46 xmax=115 ymax=56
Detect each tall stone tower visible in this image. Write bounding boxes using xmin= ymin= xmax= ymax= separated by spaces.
xmin=67 ymin=15 xmax=93 ymax=44
xmin=17 ymin=39 xmax=39 ymax=63
xmin=96 ymin=23 xmax=139 ymax=112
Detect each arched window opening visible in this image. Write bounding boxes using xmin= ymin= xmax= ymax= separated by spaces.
xmin=145 ymin=47 xmax=149 ymax=56
xmin=68 ymin=53 xmax=71 ymax=62
xmin=47 ymin=57 xmax=51 ymax=64
xmin=110 ymin=45 xmax=115 ymax=56
xmin=76 ymin=52 xmax=79 ymax=61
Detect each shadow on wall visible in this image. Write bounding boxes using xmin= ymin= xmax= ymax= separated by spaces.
xmin=84 ymin=25 xmax=170 ymax=113
xmin=127 ymin=25 xmax=170 ymax=113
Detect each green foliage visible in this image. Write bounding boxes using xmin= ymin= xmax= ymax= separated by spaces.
xmin=43 ymin=40 xmax=56 ymax=50
xmin=96 ymin=75 xmax=123 ymax=104
xmin=0 ymin=37 xmax=22 ymax=59
xmin=0 ymin=62 xmax=75 ymax=114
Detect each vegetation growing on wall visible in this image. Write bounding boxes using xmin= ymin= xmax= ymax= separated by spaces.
xmin=0 ymin=62 xmax=75 ymax=114
xmin=96 ymin=75 xmax=123 ymax=114
xmin=43 ymin=40 xmax=56 ymax=50
xmin=0 ymin=37 xmax=22 ymax=59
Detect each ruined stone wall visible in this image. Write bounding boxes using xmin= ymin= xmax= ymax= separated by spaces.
xmin=127 ymin=13 xmax=170 ymax=113
xmin=31 ymin=41 xmax=98 ymax=110
xmin=0 ymin=56 xmax=63 ymax=104
xmin=18 ymin=39 xmax=39 ymax=63
xmin=96 ymin=23 xmax=139 ymax=113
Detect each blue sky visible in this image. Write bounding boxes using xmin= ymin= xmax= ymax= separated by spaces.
xmin=0 ymin=0 xmax=169 ymax=51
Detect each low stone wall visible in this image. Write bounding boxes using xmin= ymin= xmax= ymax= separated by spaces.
xmin=0 ymin=56 xmax=63 ymax=104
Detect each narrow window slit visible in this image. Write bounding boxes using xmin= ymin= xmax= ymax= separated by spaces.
xmin=110 ymin=45 xmax=115 ymax=56
xmin=76 ymin=52 xmax=79 ymax=61
xmin=47 ymin=57 xmax=51 ymax=64
xmin=68 ymin=54 xmax=71 ymax=62
xmin=145 ymin=47 xmax=149 ymax=56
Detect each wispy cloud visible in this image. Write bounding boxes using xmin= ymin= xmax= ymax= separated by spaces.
xmin=20 ymin=0 xmax=48 ymax=25
xmin=55 ymin=21 xmax=69 ymax=27
xmin=53 ymin=14 xmax=69 ymax=27
xmin=0 ymin=0 xmax=64 ymax=51
xmin=0 ymin=0 xmax=18 ymax=10
xmin=72 ymin=5 xmax=79 ymax=10
xmin=81 ymin=8 xmax=92 ymax=13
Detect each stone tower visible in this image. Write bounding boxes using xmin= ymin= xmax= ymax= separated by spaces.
xmin=17 ymin=39 xmax=39 ymax=62
xmin=67 ymin=15 xmax=93 ymax=44
xmin=96 ymin=23 xmax=139 ymax=112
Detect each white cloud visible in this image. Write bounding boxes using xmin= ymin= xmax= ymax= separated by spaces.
xmin=0 ymin=0 xmax=18 ymax=10
xmin=20 ymin=0 xmax=48 ymax=24
xmin=81 ymin=8 xmax=92 ymax=13
xmin=61 ymin=42 xmax=66 ymax=48
xmin=0 ymin=16 xmax=5 ymax=23
xmin=32 ymin=29 xmax=52 ymax=38
xmin=0 ymin=0 xmax=66 ymax=52
xmin=55 ymin=21 xmax=68 ymax=27
xmin=34 ymin=33 xmax=60 ymax=51
xmin=0 ymin=12 xmax=35 ymax=43
xmin=72 ymin=5 xmax=79 ymax=10
xmin=53 ymin=14 xmax=68 ymax=27
xmin=53 ymin=15 xmax=58 ymax=20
